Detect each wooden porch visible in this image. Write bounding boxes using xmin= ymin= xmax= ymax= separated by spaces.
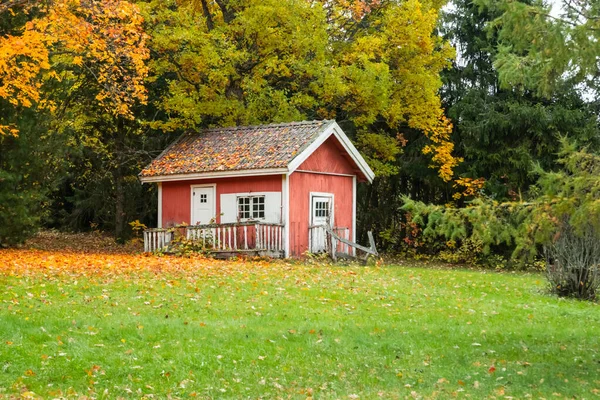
xmin=144 ymin=222 xmax=285 ymax=258
xmin=144 ymin=222 xmax=378 ymax=261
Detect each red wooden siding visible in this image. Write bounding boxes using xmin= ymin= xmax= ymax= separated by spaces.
xmin=298 ymin=136 xmax=357 ymax=175
xmin=288 ymin=173 xmax=353 ymax=257
xmin=288 ymin=136 xmax=357 ymax=256
xmin=161 ymin=175 xmax=282 ymax=227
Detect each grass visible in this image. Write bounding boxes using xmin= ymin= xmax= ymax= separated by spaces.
xmin=0 ymin=250 xmax=599 ymax=399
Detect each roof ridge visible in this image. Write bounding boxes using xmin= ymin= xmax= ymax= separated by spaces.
xmin=195 ymin=119 xmax=334 ymax=134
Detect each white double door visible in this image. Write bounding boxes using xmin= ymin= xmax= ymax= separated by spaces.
xmin=191 ymin=185 xmax=216 ymax=225
xmin=310 ymin=194 xmax=333 ymax=253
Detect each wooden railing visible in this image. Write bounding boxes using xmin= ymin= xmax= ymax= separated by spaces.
xmin=143 ymin=229 xmax=173 ymax=253
xmin=309 ymin=226 xmax=350 ymax=254
xmin=309 ymin=225 xmax=378 ymax=261
xmin=144 ymin=222 xmax=284 ymax=255
xmin=333 ymin=227 xmax=351 ymax=255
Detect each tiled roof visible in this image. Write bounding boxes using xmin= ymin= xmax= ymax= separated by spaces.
xmin=140 ymin=120 xmax=334 ymax=178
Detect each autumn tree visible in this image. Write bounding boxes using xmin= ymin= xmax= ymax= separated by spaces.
xmin=0 ymin=0 xmax=150 ymax=244
xmin=142 ymin=0 xmax=457 ymax=180
xmin=0 ymin=0 xmax=149 ymax=135
xmin=391 ymin=0 xmax=600 ymax=264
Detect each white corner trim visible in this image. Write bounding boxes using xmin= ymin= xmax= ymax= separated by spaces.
xmin=140 ymin=168 xmax=288 ymax=183
xmin=282 ymin=174 xmax=290 ymax=258
xmin=190 ymin=184 xmax=217 ymax=224
xmin=352 ymin=176 xmax=357 ymax=256
xmin=157 ymin=182 xmax=163 ymax=228
xmin=287 ymin=121 xmax=375 ymax=183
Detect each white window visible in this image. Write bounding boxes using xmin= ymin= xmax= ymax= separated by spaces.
xmin=221 ymin=192 xmax=281 ymax=224
xmin=237 ymin=195 xmax=265 ymax=220
xmin=314 ymin=201 xmax=330 ymax=218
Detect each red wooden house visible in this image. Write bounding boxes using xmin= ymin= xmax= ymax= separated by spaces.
xmin=139 ymin=120 xmax=374 ymax=257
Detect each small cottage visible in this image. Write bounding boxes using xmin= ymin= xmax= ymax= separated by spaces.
xmin=139 ymin=120 xmax=375 ymax=257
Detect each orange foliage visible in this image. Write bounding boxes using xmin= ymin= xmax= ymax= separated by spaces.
xmin=324 ymin=0 xmax=382 ymax=20
xmin=0 ymin=249 xmax=363 ymax=288
xmin=0 ymin=0 xmax=149 ymax=136
xmin=452 ymin=176 xmax=486 ymax=199
xmin=0 ymin=249 xmax=279 ymax=279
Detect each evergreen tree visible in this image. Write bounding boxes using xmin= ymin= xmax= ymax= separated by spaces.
xmin=441 ymin=0 xmax=599 ymax=201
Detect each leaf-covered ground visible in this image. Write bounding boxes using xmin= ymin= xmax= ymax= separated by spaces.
xmin=0 ymin=249 xmax=598 ymax=399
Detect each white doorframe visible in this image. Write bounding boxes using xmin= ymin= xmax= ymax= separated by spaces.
xmin=308 ymin=192 xmax=334 ymax=253
xmin=190 ymin=184 xmax=216 ymax=224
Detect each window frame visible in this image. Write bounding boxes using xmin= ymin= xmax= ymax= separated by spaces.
xmin=237 ymin=195 xmax=266 ymax=221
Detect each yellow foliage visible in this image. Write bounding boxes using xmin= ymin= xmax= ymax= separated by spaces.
xmin=0 ymin=0 xmax=149 ymax=136
xmin=452 ymin=177 xmax=486 ymax=200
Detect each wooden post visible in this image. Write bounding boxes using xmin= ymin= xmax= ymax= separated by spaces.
xmin=255 ymin=224 xmax=260 ymax=250
xmin=279 ymin=226 xmax=283 ymax=252
xmin=367 ymin=231 xmax=376 ymax=253
xmin=233 ymin=225 xmax=237 ymax=250
xmin=330 ymin=229 xmax=337 ymax=261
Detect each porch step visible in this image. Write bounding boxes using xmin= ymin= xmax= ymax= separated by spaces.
xmin=209 ymin=249 xmax=285 ymax=259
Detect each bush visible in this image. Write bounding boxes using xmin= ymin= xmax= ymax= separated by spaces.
xmin=0 ymin=171 xmax=43 ymax=247
xmin=544 ymin=223 xmax=600 ymax=300
xmin=401 ymin=141 xmax=600 ymax=285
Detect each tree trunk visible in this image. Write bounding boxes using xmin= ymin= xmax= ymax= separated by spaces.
xmin=113 ymin=117 xmax=127 ymax=243
xmin=114 ymin=170 xmax=126 ymax=243
xmin=200 ymin=0 xmax=214 ymax=30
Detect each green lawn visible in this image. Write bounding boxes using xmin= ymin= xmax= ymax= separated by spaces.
xmin=0 ymin=250 xmax=599 ymax=399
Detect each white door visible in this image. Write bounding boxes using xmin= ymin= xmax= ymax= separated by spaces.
xmin=191 ymin=186 xmax=215 ymax=225
xmin=310 ymin=195 xmax=333 ymax=253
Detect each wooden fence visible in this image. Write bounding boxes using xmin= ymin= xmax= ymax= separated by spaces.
xmin=144 ymin=222 xmax=284 ymax=256
xmin=309 ymin=224 xmax=378 ymax=261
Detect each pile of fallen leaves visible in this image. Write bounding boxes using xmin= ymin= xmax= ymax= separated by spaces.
xmin=0 ymin=249 xmax=288 ymax=279
xmin=2 ymin=230 xmax=316 ymax=281
xmin=24 ymin=230 xmax=143 ymax=254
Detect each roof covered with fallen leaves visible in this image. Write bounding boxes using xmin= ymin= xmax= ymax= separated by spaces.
xmin=140 ymin=120 xmax=335 ymax=178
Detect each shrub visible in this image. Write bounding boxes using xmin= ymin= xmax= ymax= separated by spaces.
xmin=544 ymin=223 xmax=600 ymax=300
xmin=402 ymin=141 xmax=600 ymax=289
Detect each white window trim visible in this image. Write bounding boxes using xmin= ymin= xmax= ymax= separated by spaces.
xmin=190 ymin=184 xmax=217 ymax=225
xmin=230 ymin=191 xmax=280 ymax=223
xmin=236 ymin=194 xmax=266 ymax=221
